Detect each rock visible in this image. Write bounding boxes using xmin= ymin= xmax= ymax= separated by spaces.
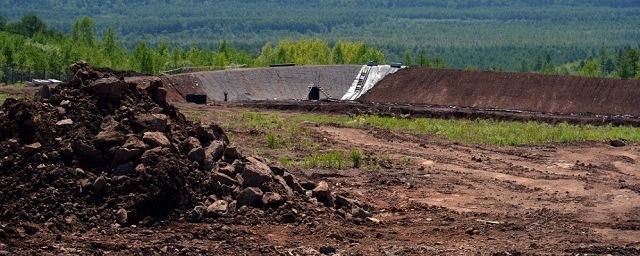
xmin=189 ymin=206 xmax=207 ymax=222
xmin=188 ymin=147 xmax=205 ymax=164
xmin=241 ymin=161 xmax=273 ymax=187
xmin=93 ymin=176 xmax=108 ymax=193
xmin=24 ymin=142 xmax=42 ymax=153
xmin=211 ymin=172 xmax=239 ymax=186
xmin=610 ymin=139 xmax=627 ymax=147
xmin=38 ymin=84 xmax=51 ymax=99
xmin=122 ymin=136 xmax=146 ymax=150
xmin=283 ymin=172 xmax=306 ymax=194
xmin=206 ymin=200 xmax=228 ymax=216
xmin=196 ymin=124 xmax=228 ymax=145
xmin=143 ymin=132 xmax=171 ymax=148
xmin=261 ymin=192 xmax=284 ymax=207
xmin=223 ymin=147 xmax=241 ymax=161
xmin=113 ymin=147 xmax=142 ymax=164
xmin=274 ymin=175 xmax=294 ymax=196
xmin=312 ymin=181 xmax=334 ymax=207
xmin=335 ymin=195 xmax=356 ymax=209
xmin=205 ymin=140 xmax=226 ymax=163
xmin=89 ymin=77 xmax=130 ymax=100
xmin=300 ymin=181 xmax=317 ymax=191
xmin=100 ymin=116 xmax=120 ymax=131
xmin=319 ymin=246 xmax=337 ymax=255
xmin=236 ymin=187 xmax=264 ymax=207
xmin=113 ymin=162 xmax=135 ymax=175
xmin=134 ymin=114 xmax=168 ymax=132
xmin=269 ymin=163 xmax=286 ymax=176
xmin=218 ymin=165 xmax=238 ymax=177
xmin=60 ymin=100 xmax=70 ymax=106
xmin=180 ymin=137 xmax=201 ymax=154
xmin=116 ymin=209 xmax=128 ymax=225
xmin=55 ymin=119 xmax=74 ymax=126
xmin=72 ymin=141 xmax=102 ymax=160
xmin=95 ymin=130 xmax=126 ymax=146
xmin=351 ymin=207 xmax=372 ymax=219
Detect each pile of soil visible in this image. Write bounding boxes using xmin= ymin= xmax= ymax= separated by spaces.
xmin=0 ymin=62 xmax=367 ymax=238
xmin=360 ymin=67 xmax=640 ymax=116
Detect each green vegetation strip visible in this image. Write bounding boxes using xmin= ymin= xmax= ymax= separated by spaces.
xmin=187 ymin=110 xmax=640 ymax=147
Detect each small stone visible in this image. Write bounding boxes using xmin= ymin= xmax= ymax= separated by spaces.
xmin=60 ymin=100 xmax=71 ymax=106
xmin=122 ymin=136 xmax=146 ymax=150
xmin=190 ymin=206 xmax=206 ymax=222
xmin=312 ymin=181 xmax=334 ymax=207
xmin=96 ymin=130 xmax=126 ymax=145
xmin=283 ymin=172 xmax=306 ymax=194
xmin=56 ymin=119 xmax=73 ymax=126
xmin=188 ymin=147 xmax=205 ymax=164
xmin=206 ymin=200 xmax=228 ymax=216
xmin=116 ymin=209 xmax=128 ymax=225
xmin=205 ymin=140 xmax=226 ymax=162
xmin=143 ymin=132 xmax=171 ymax=148
xmin=319 ymin=246 xmax=337 ymax=255
xmin=261 ymin=192 xmax=284 ymax=207
xmin=24 ymin=142 xmax=42 ymax=153
xmin=211 ymin=172 xmax=239 ymax=186
xmin=236 ymin=187 xmax=263 ymax=207
xmin=180 ymin=137 xmax=201 ymax=154
xmin=134 ymin=114 xmax=168 ymax=132
xmin=93 ymin=176 xmax=108 ymax=193
xmin=223 ymin=147 xmax=241 ymax=161
xmin=610 ymin=139 xmax=626 ymax=147
xmin=241 ymin=161 xmax=273 ymax=187
xmin=113 ymin=147 xmax=142 ymax=164
xmin=351 ymin=207 xmax=372 ymax=219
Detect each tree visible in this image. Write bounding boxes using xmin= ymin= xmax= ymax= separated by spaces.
xmin=8 ymin=15 xmax=47 ymax=37
xmin=134 ymin=42 xmax=153 ymax=74
xmin=403 ymin=51 xmax=413 ymax=66
xmin=417 ymin=50 xmax=428 ymax=67
xmin=579 ymin=58 xmax=601 ymax=77
xmin=332 ymin=44 xmax=344 ymax=64
xmin=0 ymin=15 xmax=6 ymax=31
xmin=72 ymin=17 xmax=95 ymax=46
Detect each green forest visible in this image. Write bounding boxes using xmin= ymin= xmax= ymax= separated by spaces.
xmin=0 ymin=15 xmax=397 ymax=82
xmin=2 ymin=0 xmax=639 ymax=70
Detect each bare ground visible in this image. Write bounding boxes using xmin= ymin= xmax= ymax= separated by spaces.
xmin=4 ymin=105 xmax=640 ymax=255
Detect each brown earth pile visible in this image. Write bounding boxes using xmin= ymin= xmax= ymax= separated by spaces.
xmin=0 ymin=62 xmax=367 ymax=239
xmin=360 ymin=68 xmax=640 ymax=116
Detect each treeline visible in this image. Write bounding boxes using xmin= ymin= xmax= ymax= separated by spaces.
xmin=0 ymin=15 xmax=394 ymax=82
xmin=562 ymin=48 xmax=640 ymax=78
xmin=3 ymin=0 xmax=639 ymax=70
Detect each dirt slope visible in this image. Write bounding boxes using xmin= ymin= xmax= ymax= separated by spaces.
xmin=360 ymin=68 xmax=640 ymax=116
xmin=163 ymin=65 xmax=361 ymax=102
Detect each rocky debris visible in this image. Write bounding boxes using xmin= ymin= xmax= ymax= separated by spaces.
xmin=610 ymin=139 xmax=627 ymax=147
xmin=0 ymin=62 xmax=367 ymax=232
xmin=312 ymin=181 xmax=334 ymax=207
xmin=55 ymin=119 xmax=74 ymax=126
xmin=236 ymin=187 xmax=264 ymax=207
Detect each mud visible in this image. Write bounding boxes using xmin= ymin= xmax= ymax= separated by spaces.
xmin=361 ymin=67 xmax=640 ymax=116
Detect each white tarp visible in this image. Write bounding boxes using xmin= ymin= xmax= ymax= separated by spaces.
xmin=341 ymin=65 xmax=403 ymax=101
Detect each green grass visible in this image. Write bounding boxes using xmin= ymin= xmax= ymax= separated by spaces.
xmin=350 ymin=149 xmax=363 ymax=168
xmin=184 ymin=109 xmax=640 ymax=147
xmin=302 ymin=150 xmax=348 ymax=169
xmin=0 ymin=93 xmax=11 ymax=104
xmin=291 ymin=114 xmax=640 ymax=146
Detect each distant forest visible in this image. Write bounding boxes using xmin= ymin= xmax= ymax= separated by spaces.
xmin=2 ymin=0 xmax=639 ymax=70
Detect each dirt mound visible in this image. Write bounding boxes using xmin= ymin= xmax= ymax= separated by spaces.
xmin=0 ymin=62 xmax=366 ymax=237
xmin=360 ymin=68 xmax=640 ymax=116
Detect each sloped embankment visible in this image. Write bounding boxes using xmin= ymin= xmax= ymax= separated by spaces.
xmin=163 ymin=65 xmax=361 ymax=102
xmin=360 ymin=68 xmax=640 ymax=116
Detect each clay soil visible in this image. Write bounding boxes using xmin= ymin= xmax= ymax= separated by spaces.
xmin=9 ymin=103 xmax=636 ymax=255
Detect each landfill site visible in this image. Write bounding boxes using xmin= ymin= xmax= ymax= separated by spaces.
xmin=2 ymin=62 xmax=640 ymax=255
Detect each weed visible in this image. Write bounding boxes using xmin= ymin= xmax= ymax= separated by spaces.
xmin=350 ymin=149 xmax=363 ymax=168
xmin=302 ymin=151 xmax=347 ymax=169
xmin=266 ymin=133 xmax=279 ymax=149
